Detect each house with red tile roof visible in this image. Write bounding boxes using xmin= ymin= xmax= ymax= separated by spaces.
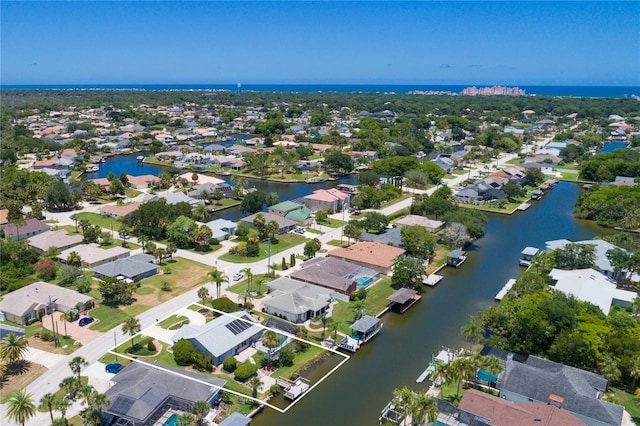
xmin=303 ymin=188 xmax=350 ymax=212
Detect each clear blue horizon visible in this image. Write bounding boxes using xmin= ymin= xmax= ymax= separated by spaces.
xmin=2 ymin=1 xmax=639 ymax=86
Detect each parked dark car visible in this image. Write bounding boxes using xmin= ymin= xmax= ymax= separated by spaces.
xmin=78 ymin=317 xmax=94 ymax=327
xmin=105 ymin=363 xmax=122 ymax=374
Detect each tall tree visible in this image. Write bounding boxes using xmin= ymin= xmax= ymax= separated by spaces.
xmin=6 ymin=389 xmax=36 ymax=426
xmin=38 ymin=392 xmax=56 ymax=424
xmin=191 ymin=400 xmax=210 ymax=423
xmin=208 ymin=268 xmax=229 ymax=299
xmin=261 ymin=330 xmax=281 ymax=370
xmin=460 ymin=315 xmax=483 ymax=351
xmin=69 ymin=356 xmax=88 ymax=383
xmin=197 ymin=286 xmax=210 ymax=305
xmin=122 ymin=317 xmax=141 ymax=351
xmin=0 ymin=332 xmax=28 ymax=366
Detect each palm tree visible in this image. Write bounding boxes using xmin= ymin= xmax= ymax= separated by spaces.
xmin=352 ymin=300 xmax=366 ymax=320
xmin=265 ymin=220 xmax=279 ymax=241
xmin=460 ymin=315 xmax=483 ymax=352
xmin=54 ymin=397 xmax=72 ymax=422
xmin=122 ymin=317 xmax=141 ymax=351
xmin=208 ymin=268 xmax=229 ymax=299
xmin=240 ymin=267 xmax=253 ymax=292
xmin=66 ymin=251 xmax=82 ymax=267
xmin=165 ymin=242 xmax=177 ymax=259
xmin=7 ymin=389 xmax=36 ymax=426
xmin=238 ymin=290 xmax=253 ymax=308
xmin=59 ymin=375 xmax=80 ymax=398
xmin=0 ymin=332 xmax=29 ymax=366
xmin=343 ymin=222 xmax=361 ymax=246
xmin=319 ymin=313 xmax=328 ymax=339
xmin=138 ymin=235 xmax=149 ymax=252
xmin=328 ymin=320 xmax=341 ymax=342
xmin=261 ymin=330 xmax=281 ymax=370
xmin=429 ymin=360 xmax=446 ymax=399
xmin=480 ymin=355 xmax=504 ymax=388
xmin=69 ymin=356 xmax=88 ymax=382
xmin=61 ymin=310 xmax=75 ymax=338
xmin=391 ymin=386 xmax=414 ymax=422
xmin=39 ymin=392 xmax=56 ymax=424
xmin=87 ymin=390 xmax=110 ymax=419
xmin=600 ymin=354 xmax=621 ymax=389
xmin=177 ymin=412 xmax=196 ymax=426
xmin=197 ymin=286 xmax=210 ymax=305
xmin=248 ymin=376 xmax=263 ymax=398
xmin=191 ymin=400 xmax=210 ymax=423
xmin=70 ymin=213 xmax=80 ymax=233
xmin=411 ymin=392 xmax=438 ymax=426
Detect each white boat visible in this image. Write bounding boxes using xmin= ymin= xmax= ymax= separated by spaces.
xmin=85 ymin=165 xmax=99 ymax=173
xmin=136 ymin=155 xmax=144 ymax=162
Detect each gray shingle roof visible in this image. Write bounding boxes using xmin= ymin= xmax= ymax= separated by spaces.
xmin=351 ymin=315 xmax=380 ymax=333
xmin=291 ymin=257 xmax=375 ymax=293
xmin=105 ymin=362 xmax=225 ymax=424
xmin=218 ymin=412 xmax=252 ymax=426
xmin=171 ymin=311 xmax=263 ymax=359
xmin=92 ymin=254 xmax=157 ymax=279
xmin=501 ymin=356 xmax=623 ymax=426
xmin=264 ymin=277 xmax=331 ymax=315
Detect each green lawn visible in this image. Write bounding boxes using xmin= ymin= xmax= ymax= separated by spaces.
xmin=316 ymin=218 xmax=343 ymax=228
xmin=210 ymin=199 xmax=242 ymax=211
xmin=227 ymin=274 xmax=271 ymax=298
xmin=74 ymin=212 xmax=123 ymax=232
xmin=330 ymin=277 xmax=395 ymax=334
xmin=608 ymin=387 xmax=640 ymax=424
xmin=327 ymin=239 xmax=348 ymax=247
xmin=304 ymin=227 xmax=323 ymax=235
xmin=125 ymin=188 xmax=142 ymax=198
xmin=220 ymin=233 xmax=307 ymax=263
xmin=157 ymin=314 xmax=188 ymax=330
xmin=272 ymin=344 xmax=326 ymax=380
xmin=90 ymin=258 xmax=211 ymax=331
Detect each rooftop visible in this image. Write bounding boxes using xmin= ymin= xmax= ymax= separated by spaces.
xmin=328 ymin=241 xmax=405 ymax=270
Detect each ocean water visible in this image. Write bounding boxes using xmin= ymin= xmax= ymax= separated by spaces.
xmin=3 ymin=84 xmax=639 ymax=98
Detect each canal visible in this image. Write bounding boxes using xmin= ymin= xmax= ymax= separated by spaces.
xmin=83 ymin=153 xmax=357 ymax=222
xmin=252 ymin=182 xmax=613 ymax=426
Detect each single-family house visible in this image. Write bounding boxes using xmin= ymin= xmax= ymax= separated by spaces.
xmin=0 ymin=281 xmax=94 ymax=325
xmin=549 ymin=268 xmax=636 ymax=315
xmin=396 ymin=215 xmax=445 ymax=233
xmin=327 ymin=241 xmax=405 ymax=274
xmin=499 ymin=356 xmax=624 ymax=426
xmin=263 ymin=277 xmax=332 ymax=323
xmin=27 ymin=229 xmax=83 ymax=253
xmin=2 ymin=218 xmax=51 ymax=241
xmin=93 ymin=254 xmax=158 ymax=281
xmin=99 ymin=202 xmax=142 ymax=219
xmin=545 ymin=239 xmax=628 ymax=280
xmin=188 ymin=182 xmax=235 ymax=199
xmin=177 ymin=173 xmax=226 ymax=187
xmin=240 ymin=212 xmax=297 ymax=234
xmin=204 ymin=218 xmax=237 ymax=241
xmin=144 ymin=192 xmax=203 ymax=206
xmin=459 ymin=389 xmax=585 ymax=426
xmin=431 ymin=156 xmax=455 ymax=173
xmin=291 ymin=256 xmax=379 ymax=295
xmin=303 ymin=188 xmax=350 ymax=212
xmin=126 ymin=174 xmax=160 ymax=189
xmin=102 ymin=362 xmax=225 ymax=426
xmin=360 ymin=225 xmax=404 ymax=248
xmin=172 ymin=311 xmax=264 ymax=366
xmin=268 ymin=201 xmax=312 ymax=226
xmin=59 ymin=243 xmax=130 ymax=268
xmin=0 ymin=324 xmax=26 ymax=340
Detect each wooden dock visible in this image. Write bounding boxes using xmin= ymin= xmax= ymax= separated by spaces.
xmin=495 ymin=278 xmax=517 ymax=301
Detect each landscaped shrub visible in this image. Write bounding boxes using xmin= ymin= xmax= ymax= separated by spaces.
xmin=253 ymin=352 xmax=269 ymax=368
xmin=211 ymin=297 xmax=240 ymax=313
xmin=147 ymin=340 xmax=157 ymax=352
xmin=223 ymin=357 xmax=237 ymax=373
xmin=39 ymin=329 xmax=54 ymax=342
xmin=173 ymin=338 xmax=198 ymax=365
xmin=278 ymin=347 xmax=294 ymax=367
xmin=234 ymin=363 xmax=258 ymax=382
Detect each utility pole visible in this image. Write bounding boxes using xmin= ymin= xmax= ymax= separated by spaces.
xmin=114 ymin=331 xmax=118 ymax=362
xmin=340 ymin=201 xmax=346 ymax=246
xmin=264 ymin=238 xmax=272 ymax=277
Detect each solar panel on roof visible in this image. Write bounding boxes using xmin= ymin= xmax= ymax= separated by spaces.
xmin=225 ymin=319 xmax=251 ymax=335
xmin=110 ymin=396 xmax=135 ymax=415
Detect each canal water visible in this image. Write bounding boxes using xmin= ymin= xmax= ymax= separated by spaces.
xmin=83 ymin=153 xmax=357 ymax=222
xmin=252 ymin=182 xmax=613 ymax=426
xmin=598 ymin=141 xmax=628 ymax=153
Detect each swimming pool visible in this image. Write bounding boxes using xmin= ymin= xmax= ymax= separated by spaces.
xmin=164 ymin=413 xmax=179 ymax=426
xmin=355 ymin=276 xmax=374 ymax=287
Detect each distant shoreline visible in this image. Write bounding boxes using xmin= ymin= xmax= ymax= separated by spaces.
xmin=1 ymin=84 xmax=638 ymax=98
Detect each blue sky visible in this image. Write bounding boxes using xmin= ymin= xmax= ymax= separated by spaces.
xmin=2 ymin=1 xmax=639 ymax=86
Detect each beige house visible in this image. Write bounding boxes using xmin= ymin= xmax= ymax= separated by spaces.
xmin=58 ymin=243 xmax=130 ymax=268
xmin=396 ymin=215 xmax=445 ymax=233
xmin=27 ymin=229 xmax=83 ymax=253
xmin=1 ymin=282 xmax=94 ymax=325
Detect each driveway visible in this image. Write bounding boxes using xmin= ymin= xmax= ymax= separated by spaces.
xmin=24 ymin=347 xmax=67 ymax=369
xmin=42 ymin=312 xmax=103 ymax=345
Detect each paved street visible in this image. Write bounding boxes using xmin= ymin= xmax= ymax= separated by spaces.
xmin=1 ymin=152 xmax=521 ymax=425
